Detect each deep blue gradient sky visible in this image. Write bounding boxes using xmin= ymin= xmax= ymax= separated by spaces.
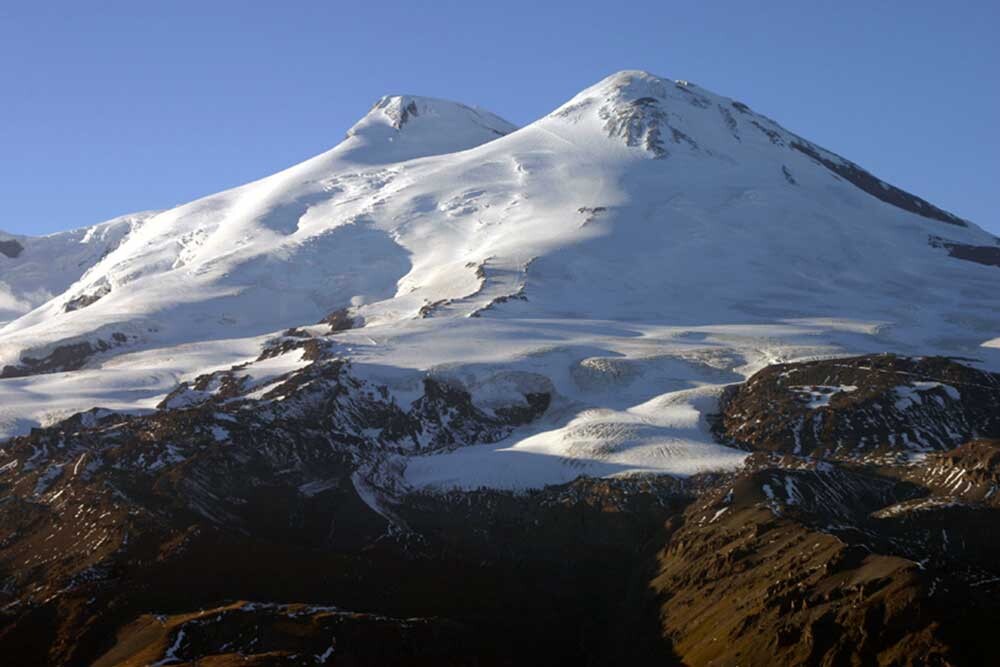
xmin=1 ymin=1 xmax=997 ymax=235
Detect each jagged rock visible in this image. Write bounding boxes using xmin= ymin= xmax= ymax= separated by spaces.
xmin=929 ymin=234 xmax=1000 ymax=268
xmin=716 ymin=354 xmax=1000 ymax=457
xmin=0 ymin=335 xmax=131 ymax=378
xmin=318 ymin=307 xmax=356 ymax=332
xmin=63 ymin=282 xmax=111 ymax=312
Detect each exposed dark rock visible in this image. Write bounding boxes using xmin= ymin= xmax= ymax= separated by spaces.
xmin=600 ymin=96 xmax=669 ymax=157
xmin=370 ymin=97 xmax=421 ymax=131
xmin=63 ymin=283 xmax=112 ymax=312
xmin=468 ymin=288 xmax=528 ymax=317
xmin=255 ymin=334 xmax=327 ymax=362
xmin=0 ymin=337 xmax=131 ymax=378
xmin=750 ymin=119 xmax=784 ymax=145
xmin=467 ymin=260 xmax=487 ymax=280
xmin=418 ymin=298 xmax=451 ymax=318
xmin=2 ymin=345 xmax=1000 ymax=665
xmin=790 ymin=141 xmax=967 ymax=226
xmin=717 ymin=104 xmax=739 ymax=139
xmin=63 ymin=294 xmax=102 ymax=312
xmin=385 ymin=376 xmax=549 ymax=450
xmin=317 ymin=307 xmax=356 ymax=333
xmin=0 ymin=239 xmax=24 ymax=259
xmin=399 ymin=100 xmax=419 ymax=127
xmin=0 ymin=366 xmax=656 ymax=666
xmin=670 ymin=126 xmax=698 ymax=148
xmin=281 ymin=326 xmax=311 ymax=338
xmin=715 ymin=354 xmax=1000 ymax=458
xmin=929 ymin=234 xmax=1000 ymax=268
xmin=0 ymin=332 xmax=134 ymax=378
xmin=577 ymin=206 xmax=609 ymax=227
xmin=158 ymin=349 xmax=549 ymax=454
xmin=674 ymin=82 xmax=710 ymax=108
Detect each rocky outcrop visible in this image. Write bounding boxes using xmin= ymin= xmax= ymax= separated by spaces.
xmin=0 ymin=239 xmax=24 ymax=259
xmin=715 ymin=354 xmax=1000 ymax=458
xmin=902 ymin=438 xmax=1000 ymax=505
xmin=63 ymin=281 xmax=112 ymax=312
xmin=318 ymin=306 xmax=357 ymax=332
xmin=790 ymin=140 xmax=968 ymax=226
xmin=0 ymin=333 xmax=132 ymax=378
xmin=3 ymin=349 xmax=1000 ymax=665
xmin=929 ymin=234 xmax=1000 ymax=268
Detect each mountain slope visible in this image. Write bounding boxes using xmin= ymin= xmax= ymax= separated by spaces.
xmin=0 ymin=211 xmax=155 ymax=327
xmin=0 ymin=69 xmax=997 ymax=481
xmin=0 ymin=96 xmax=516 ymax=371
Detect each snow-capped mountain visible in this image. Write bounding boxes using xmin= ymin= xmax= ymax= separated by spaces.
xmin=0 ymin=70 xmax=997 ymax=483
xmin=3 ymin=70 xmax=1000 ymax=666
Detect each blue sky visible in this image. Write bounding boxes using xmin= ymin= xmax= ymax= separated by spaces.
xmin=1 ymin=1 xmax=997 ymax=235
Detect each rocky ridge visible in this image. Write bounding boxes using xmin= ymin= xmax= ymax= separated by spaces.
xmin=1 ymin=353 xmax=999 ymax=665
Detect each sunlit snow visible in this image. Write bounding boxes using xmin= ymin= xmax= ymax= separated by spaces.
xmin=1 ymin=70 xmax=998 ymax=491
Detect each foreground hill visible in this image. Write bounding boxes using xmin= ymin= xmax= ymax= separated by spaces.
xmin=1 ymin=352 xmax=998 ymax=664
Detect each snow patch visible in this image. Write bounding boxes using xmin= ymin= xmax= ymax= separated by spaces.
xmin=789 ymin=385 xmax=857 ymax=409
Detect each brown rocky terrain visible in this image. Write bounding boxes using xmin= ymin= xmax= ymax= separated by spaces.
xmin=715 ymin=354 xmax=1000 ymax=458
xmin=1 ymin=352 xmax=999 ymax=665
xmin=653 ymin=458 xmax=1000 ymax=666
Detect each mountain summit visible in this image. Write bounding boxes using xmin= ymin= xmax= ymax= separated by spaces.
xmin=554 ymin=70 xmax=969 ymax=226
xmin=341 ymin=94 xmax=517 ymax=163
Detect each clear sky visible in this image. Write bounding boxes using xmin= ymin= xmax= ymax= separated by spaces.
xmin=1 ymin=0 xmax=997 ymax=236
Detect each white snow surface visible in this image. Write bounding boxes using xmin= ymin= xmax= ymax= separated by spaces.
xmin=2 ymin=70 xmax=999 ymax=490
xmin=790 ymin=385 xmax=858 ymax=409
xmin=0 ymin=211 xmax=156 ymax=326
